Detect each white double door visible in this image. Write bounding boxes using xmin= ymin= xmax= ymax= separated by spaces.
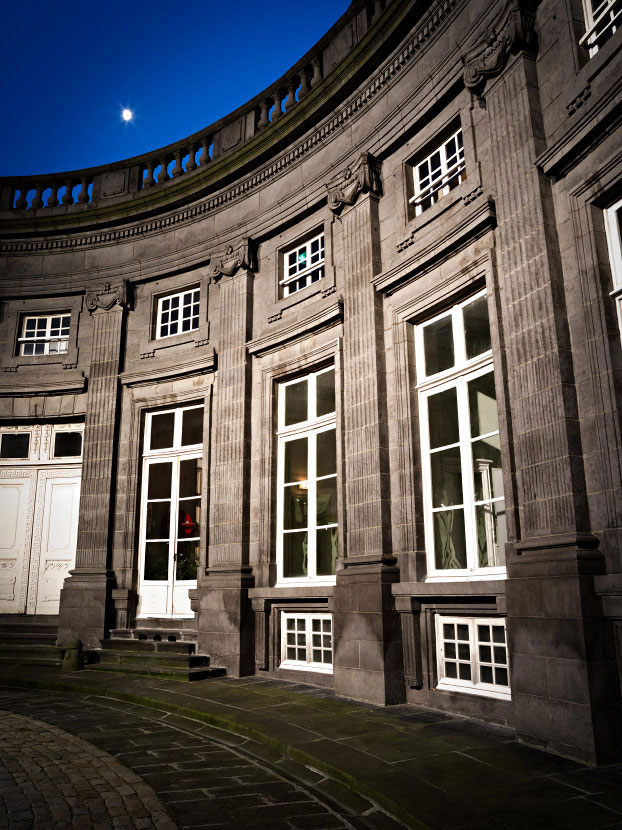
xmin=0 ymin=467 xmax=81 ymax=614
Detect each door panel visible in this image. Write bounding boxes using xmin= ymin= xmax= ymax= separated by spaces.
xmin=0 ymin=472 xmax=36 ymax=613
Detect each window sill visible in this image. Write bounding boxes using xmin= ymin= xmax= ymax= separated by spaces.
xmin=436 ymin=680 xmax=511 ymax=701
xmin=279 ymin=661 xmax=333 ymax=674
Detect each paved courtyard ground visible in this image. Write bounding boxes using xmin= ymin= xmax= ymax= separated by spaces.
xmin=1 ymin=667 xmax=622 ymax=829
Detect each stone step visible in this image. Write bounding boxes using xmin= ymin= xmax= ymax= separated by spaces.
xmin=101 ymin=639 xmax=195 ymax=655
xmin=0 ymin=644 xmax=64 ymax=667
xmin=96 ymin=650 xmax=211 ymax=668
xmin=0 ymin=632 xmax=57 ymax=645
xmin=87 ymin=661 xmax=225 ymax=682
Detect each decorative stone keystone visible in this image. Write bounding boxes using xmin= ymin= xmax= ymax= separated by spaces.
xmin=207 ymin=239 xmax=256 ymax=280
xmin=85 ymin=281 xmax=127 ymax=313
xmin=326 ymin=153 xmax=382 ymax=214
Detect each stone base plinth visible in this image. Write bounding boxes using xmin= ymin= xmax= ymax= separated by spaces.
xmin=57 ymin=568 xmax=115 ymax=650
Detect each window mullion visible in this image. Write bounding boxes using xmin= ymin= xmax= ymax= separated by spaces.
xmin=308 ymin=431 xmax=317 ymax=579
xmin=457 ymin=377 xmax=476 ymax=571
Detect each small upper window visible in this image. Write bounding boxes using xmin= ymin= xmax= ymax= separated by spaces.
xmin=605 ymin=197 xmax=622 ymax=336
xmin=410 ymin=129 xmax=465 ymax=217
xmin=18 ymin=314 xmax=70 ymax=356
xmin=0 ymin=432 xmax=30 ymax=459
xmin=281 ymin=233 xmax=325 ymax=297
xmin=53 ymin=431 xmax=83 ymax=458
xmin=580 ymin=0 xmax=620 ymax=56
xmin=156 ymin=287 xmax=200 ymax=339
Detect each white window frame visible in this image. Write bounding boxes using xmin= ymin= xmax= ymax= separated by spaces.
xmin=580 ymin=0 xmax=621 ymax=56
xmin=410 ymin=129 xmax=465 ymax=217
xmin=281 ymin=232 xmax=325 ymax=297
xmin=156 ymin=287 xmax=200 ymax=340
xmin=436 ymin=615 xmax=511 ymax=700
xmin=18 ymin=313 xmax=70 ymax=356
xmin=605 ymin=197 xmax=622 ymax=336
xmin=280 ymin=612 xmax=333 ymax=673
xmin=416 ymin=291 xmax=506 ymax=581
xmin=0 ymin=424 xmax=84 ymax=464
xmin=138 ymin=405 xmax=203 ymax=617
xmin=276 ymin=367 xmax=337 ymax=586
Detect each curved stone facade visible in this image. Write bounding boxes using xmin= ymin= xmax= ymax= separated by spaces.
xmin=1 ymin=0 xmax=622 ymax=765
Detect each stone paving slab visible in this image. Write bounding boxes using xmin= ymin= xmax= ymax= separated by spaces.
xmin=1 ymin=666 xmax=622 ymax=829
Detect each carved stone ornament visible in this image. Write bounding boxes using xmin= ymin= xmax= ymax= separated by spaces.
xmin=207 ymin=238 xmax=256 ymax=280
xmin=85 ymin=281 xmax=127 ymax=312
xmin=462 ymin=0 xmax=538 ymax=94
xmin=326 ymin=152 xmax=382 ymax=214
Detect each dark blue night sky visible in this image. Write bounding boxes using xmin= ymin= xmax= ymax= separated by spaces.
xmin=1 ymin=1 xmax=350 ymax=177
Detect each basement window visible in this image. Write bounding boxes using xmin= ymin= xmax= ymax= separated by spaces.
xmin=436 ymin=616 xmax=510 ymax=699
xmin=280 ymin=612 xmax=333 ymax=672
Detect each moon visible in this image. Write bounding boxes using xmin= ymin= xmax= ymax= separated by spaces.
xmin=122 ymin=108 xmax=133 ymax=122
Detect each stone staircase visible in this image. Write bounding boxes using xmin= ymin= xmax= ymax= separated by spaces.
xmin=0 ymin=615 xmax=64 ymax=668
xmin=88 ymin=622 xmax=225 ymax=682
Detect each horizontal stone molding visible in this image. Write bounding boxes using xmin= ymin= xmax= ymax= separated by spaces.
xmin=0 ymin=370 xmax=86 ymax=397
xmin=247 ymin=300 xmax=343 ymax=357
xmin=120 ymin=350 xmax=216 ymax=387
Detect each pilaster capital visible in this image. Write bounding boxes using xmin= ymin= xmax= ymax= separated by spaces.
xmin=326 ymin=152 xmax=382 ymax=214
xmin=462 ymin=0 xmax=538 ymax=95
xmin=207 ymin=238 xmax=256 ymax=280
xmin=85 ymin=281 xmax=127 ymax=313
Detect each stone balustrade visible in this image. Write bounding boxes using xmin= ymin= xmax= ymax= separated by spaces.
xmin=0 ymin=0 xmax=392 ymax=216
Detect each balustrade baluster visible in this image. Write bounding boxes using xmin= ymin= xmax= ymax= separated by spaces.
xmin=185 ymin=145 xmax=197 ymax=172
xmin=15 ymin=188 xmax=28 ymax=210
xmin=143 ymin=160 xmax=155 ymax=188
xmin=257 ymin=101 xmax=270 ymax=130
xmin=47 ymin=185 xmax=59 ymax=208
xmin=32 ymin=185 xmax=44 ymax=209
xmin=310 ymin=57 xmax=322 ymax=89
xmin=298 ymin=70 xmax=311 ymax=100
xmin=77 ymin=178 xmax=89 ymax=204
xmin=157 ymin=157 xmax=170 ymax=183
xmin=271 ymin=90 xmax=283 ymax=122
xmin=284 ymin=79 xmax=297 ymax=112
xmin=172 ymin=151 xmax=184 ymax=178
xmin=198 ymin=139 xmax=211 ymax=166
xmin=62 ymin=180 xmax=74 ymax=205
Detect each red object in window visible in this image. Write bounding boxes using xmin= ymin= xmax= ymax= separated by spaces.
xmin=180 ymin=512 xmax=195 ymax=536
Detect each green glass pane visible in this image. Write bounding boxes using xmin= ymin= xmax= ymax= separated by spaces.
xmin=317 ymin=477 xmax=337 ymax=525
xmin=317 ymin=429 xmax=336 ymax=477
xmin=176 ymin=540 xmax=199 ymax=581
xmin=433 ymin=509 xmax=467 ymax=570
xmin=463 ymin=296 xmax=491 ymax=359
xmin=150 ymin=412 xmax=175 ymax=450
xmin=428 ymin=387 xmax=459 ymax=449
xmin=284 ymin=484 xmax=308 ymax=529
xmin=144 ymin=542 xmax=169 ymax=580
xmin=284 ymin=437 xmax=307 ymax=482
xmin=317 ymin=527 xmax=338 ymax=576
xmin=431 ymin=447 xmax=463 ymax=507
xmin=178 ymin=499 xmax=200 ymax=538
xmin=423 ymin=315 xmax=454 ymax=375
xmin=147 ymin=462 xmax=172 ymax=500
xmin=179 ymin=458 xmax=202 ymax=498
xmin=283 ymin=532 xmax=308 ymax=577
xmin=475 ymin=501 xmax=507 ymax=568
xmin=285 ymin=380 xmax=308 ymax=425
xmin=146 ymin=502 xmax=170 ymax=540
xmin=316 ymin=369 xmax=335 ymax=416
xmin=468 ymin=372 xmax=498 ymax=437
xmin=472 ymin=435 xmax=503 ymax=501
xmin=181 ymin=407 xmax=203 ymax=445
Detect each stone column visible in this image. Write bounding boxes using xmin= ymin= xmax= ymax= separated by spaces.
xmin=327 ymin=154 xmax=404 ymax=704
xmin=464 ymin=1 xmax=620 ymax=762
xmin=195 ymin=241 xmax=255 ymax=676
xmin=58 ymin=282 xmax=126 ymax=650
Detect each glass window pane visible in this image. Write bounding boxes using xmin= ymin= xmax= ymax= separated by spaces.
xmin=147 ymin=462 xmax=172 ymax=500
xmin=316 ymin=478 xmax=337 ymax=525
xmin=179 ymin=458 xmax=202 ymax=498
xmin=317 ymin=527 xmax=338 ymax=576
xmin=463 ymin=296 xmax=491 ymax=359
xmin=150 ymin=412 xmax=175 ymax=450
xmin=481 ymin=665 xmax=494 ymax=684
xmin=423 ymin=316 xmax=454 ymax=375
xmin=472 ymin=435 xmax=503 ymax=501
xmin=434 ymin=509 xmax=467 ymax=569
xmin=181 ymin=407 xmax=203 ymax=446
xmin=475 ymin=501 xmax=507 ymax=568
xmin=468 ymin=373 xmax=499 ymax=437
xmin=443 ymin=623 xmax=455 ymax=639
xmin=495 ymin=667 xmax=509 ymax=686
xmin=428 ymin=387 xmax=459 ymax=449
xmin=445 ymin=661 xmax=457 ymax=678
xmin=146 ymin=502 xmax=170 ymax=540
xmin=284 ymin=437 xmax=307 ymax=483
xmin=431 ymin=447 xmax=463 ymax=507
xmin=479 ymin=645 xmax=492 ymax=663
xmin=178 ymin=500 xmax=200 ymax=538
xmin=144 ymin=542 xmax=169 ymax=580
xmin=0 ymin=433 xmax=30 ymax=459
xmin=492 ymin=626 xmax=506 ymax=644
xmin=54 ymin=432 xmax=82 ymax=458
xmin=457 ymin=625 xmax=469 ymax=640
xmin=458 ymin=643 xmax=470 ymax=660
xmin=445 ymin=643 xmax=456 ymax=659
xmin=317 ymin=429 xmax=336 ymax=477
xmin=316 ymin=370 xmax=335 ymax=416
xmin=284 ymin=484 xmax=308 ymax=530
xmin=458 ymin=663 xmax=472 ymax=681
xmin=283 ymin=532 xmax=308 ymax=577
xmin=478 ymin=625 xmax=491 ymax=642
xmin=494 ymin=647 xmax=507 ymax=664
xmin=176 ymin=540 xmax=199 ymax=581
xmin=285 ymin=380 xmax=308 ymax=425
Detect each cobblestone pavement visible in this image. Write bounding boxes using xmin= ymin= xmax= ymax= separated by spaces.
xmin=0 ymin=689 xmax=381 ymax=830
